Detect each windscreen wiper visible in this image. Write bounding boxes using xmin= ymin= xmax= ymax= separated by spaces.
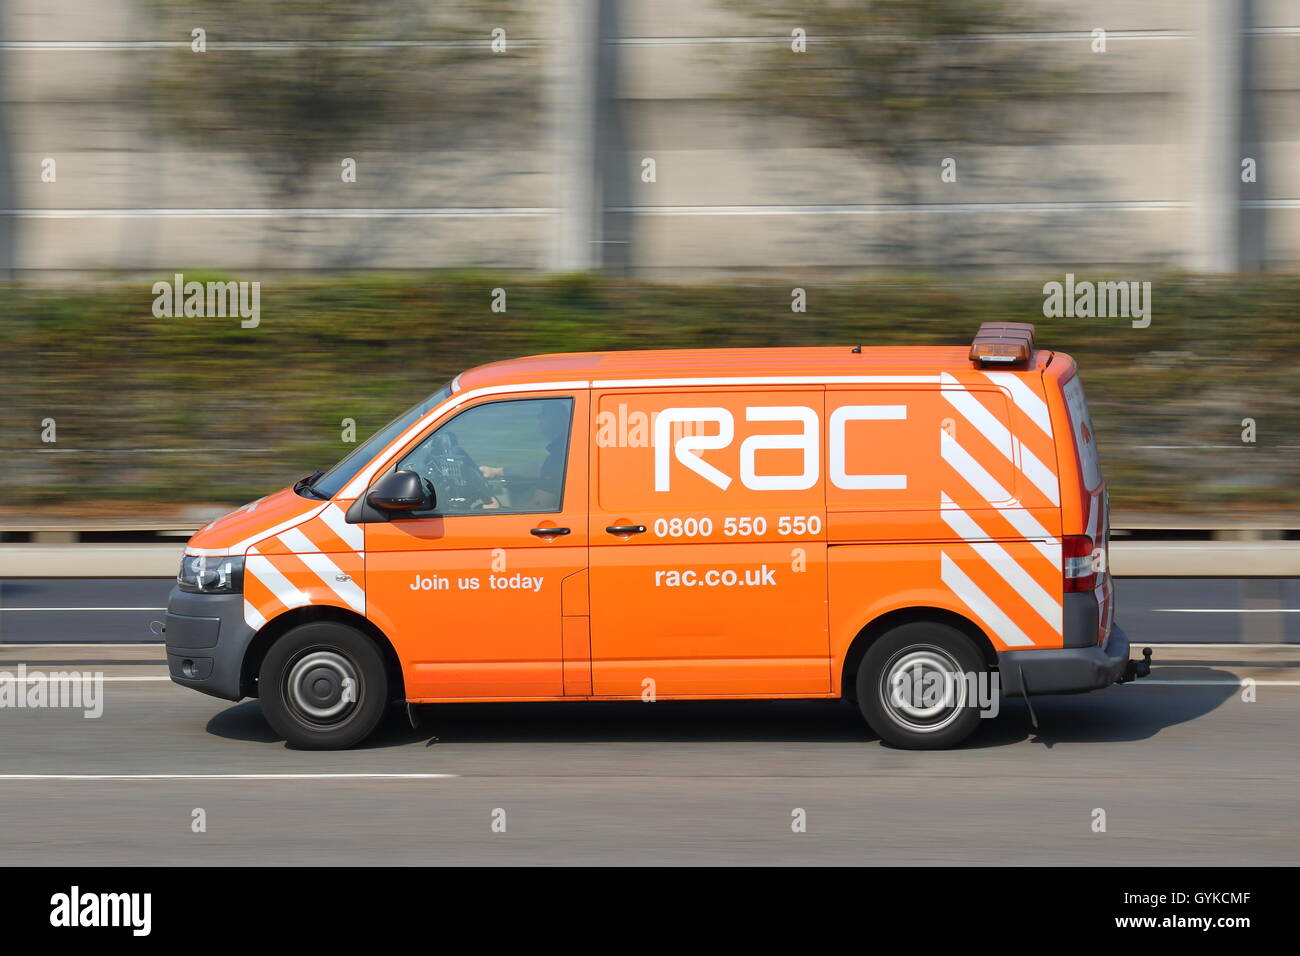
xmin=294 ymin=470 xmax=328 ymax=499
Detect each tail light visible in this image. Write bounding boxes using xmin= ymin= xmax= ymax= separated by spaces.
xmin=1063 ymin=534 xmax=1097 ymax=592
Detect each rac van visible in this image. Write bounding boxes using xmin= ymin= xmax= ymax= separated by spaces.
xmin=166 ymin=322 xmax=1150 ymax=750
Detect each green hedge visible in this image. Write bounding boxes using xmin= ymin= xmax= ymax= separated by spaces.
xmin=2 ymin=272 xmax=1298 ymax=514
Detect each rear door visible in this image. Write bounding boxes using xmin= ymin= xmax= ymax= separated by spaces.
xmin=587 ymin=387 xmax=830 ymax=698
xmin=1062 ymin=374 xmax=1111 ymax=639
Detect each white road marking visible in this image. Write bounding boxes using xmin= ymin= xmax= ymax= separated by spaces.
xmin=1143 ymin=642 xmax=1299 ymax=649
xmin=1155 ymin=608 xmax=1300 ymax=613
xmin=0 ymin=773 xmax=459 ymax=781
xmin=0 ymin=644 xmax=163 ymax=649
xmin=1137 ymin=680 xmax=1300 ymax=686
xmin=0 ymin=607 xmax=166 ymax=612
xmin=0 ymin=676 xmax=171 ymax=682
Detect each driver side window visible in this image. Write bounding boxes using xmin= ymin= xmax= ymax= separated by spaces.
xmin=396 ymin=397 xmax=574 ymax=516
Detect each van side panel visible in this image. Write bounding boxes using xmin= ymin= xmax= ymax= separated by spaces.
xmin=586 ymin=386 xmax=832 ymax=697
xmin=826 ymin=374 xmax=1065 ymax=688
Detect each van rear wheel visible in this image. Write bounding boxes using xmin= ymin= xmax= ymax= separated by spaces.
xmin=857 ymin=622 xmax=988 ymax=750
xmin=259 ymin=622 xmax=388 ymax=750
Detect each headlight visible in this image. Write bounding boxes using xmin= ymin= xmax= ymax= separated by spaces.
xmin=177 ymin=554 xmax=245 ymax=594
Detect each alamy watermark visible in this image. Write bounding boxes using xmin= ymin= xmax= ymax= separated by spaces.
xmin=1042 ymin=273 xmax=1151 ymax=328
xmin=0 ymin=665 xmax=104 ymax=718
xmin=152 ymin=273 xmax=260 ymax=328
xmin=891 ymin=667 xmax=1001 ymax=719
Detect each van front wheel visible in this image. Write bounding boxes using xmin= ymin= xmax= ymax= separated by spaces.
xmin=258 ymin=622 xmax=389 ymax=750
xmin=857 ymin=623 xmax=988 ymax=750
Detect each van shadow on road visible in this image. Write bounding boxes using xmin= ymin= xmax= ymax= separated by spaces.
xmin=205 ymin=668 xmax=1236 ymax=751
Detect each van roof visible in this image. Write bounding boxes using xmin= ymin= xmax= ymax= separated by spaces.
xmin=456 ymin=346 xmax=1055 ymax=392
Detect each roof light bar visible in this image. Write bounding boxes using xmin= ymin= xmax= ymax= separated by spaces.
xmin=969 ymin=322 xmax=1035 ymax=367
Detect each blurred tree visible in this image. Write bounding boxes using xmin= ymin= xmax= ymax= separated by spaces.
xmin=726 ymin=0 xmax=1079 ymax=263
xmin=141 ymin=0 xmax=533 ymax=259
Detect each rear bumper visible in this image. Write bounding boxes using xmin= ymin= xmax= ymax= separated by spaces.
xmin=997 ymin=624 xmax=1132 ymax=697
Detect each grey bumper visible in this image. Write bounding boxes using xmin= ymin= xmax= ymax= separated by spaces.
xmin=164 ymin=587 xmax=256 ymax=701
xmin=998 ymin=624 xmax=1131 ymax=697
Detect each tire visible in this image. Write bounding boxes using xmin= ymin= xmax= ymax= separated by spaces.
xmin=856 ymin=622 xmax=989 ymax=750
xmin=258 ymin=622 xmax=389 ymax=750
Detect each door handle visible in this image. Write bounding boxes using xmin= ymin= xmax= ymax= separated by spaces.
xmin=605 ymin=525 xmax=647 ymax=535
xmin=530 ymin=526 xmax=571 ymax=537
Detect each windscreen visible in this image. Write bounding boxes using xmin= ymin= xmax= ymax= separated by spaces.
xmin=311 ymin=383 xmax=453 ymax=498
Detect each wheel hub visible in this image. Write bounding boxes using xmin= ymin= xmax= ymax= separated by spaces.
xmin=881 ymin=646 xmax=967 ymax=733
xmin=287 ymin=650 xmax=360 ymax=724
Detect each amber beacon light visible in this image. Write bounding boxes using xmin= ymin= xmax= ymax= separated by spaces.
xmin=969 ymin=321 xmax=1036 ymax=366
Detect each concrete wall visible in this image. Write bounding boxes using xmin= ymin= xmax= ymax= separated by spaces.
xmin=1 ymin=0 xmax=1298 ymax=277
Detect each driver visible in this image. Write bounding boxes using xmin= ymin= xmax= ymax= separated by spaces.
xmin=425 ymin=430 xmax=499 ymax=511
xmin=477 ymin=401 xmax=569 ymax=510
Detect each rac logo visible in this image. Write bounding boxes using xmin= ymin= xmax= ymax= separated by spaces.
xmin=653 ymin=405 xmax=908 ymax=492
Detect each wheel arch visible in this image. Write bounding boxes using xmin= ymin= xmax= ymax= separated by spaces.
xmin=240 ymin=605 xmax=406 ymax=703
xmin=840 ymin=606 xmax=998 ymax=702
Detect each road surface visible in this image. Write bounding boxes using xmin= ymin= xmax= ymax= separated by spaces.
xmin=0 ymin=644 xmax=1295 ymax=865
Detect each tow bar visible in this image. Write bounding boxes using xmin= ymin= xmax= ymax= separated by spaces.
xmin=1118 ymin=646 xmax=1153 ymax=684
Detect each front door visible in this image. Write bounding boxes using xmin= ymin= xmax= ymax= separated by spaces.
xmin=364 ymin=391 xmax=590 ymax=700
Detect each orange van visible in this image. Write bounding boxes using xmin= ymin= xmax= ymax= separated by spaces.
xmin=166 ymin=323 xmax=1149 ymax=749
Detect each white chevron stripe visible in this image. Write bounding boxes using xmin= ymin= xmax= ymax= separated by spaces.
xmin=940 ymin=430 xmax=1058 ymax=564
xmin=940 ymin=496 xmax=1062 ymax=634
xmin=242 ymin=599 xmax=267 ymax=631
xmin=940 ymin=428 xmax=1015 ymax=504
xmin=277 ymin=528 xmax=366 ymax=613
xmin=982 ymin=372 xmax=1053 ymax=436
xmin=940 ymin=373 xmax=1059 ymax=506
xmin=245 ymin=549 xmax=310 ymax=611
xmin=1018 ymin=445 xmax=1061 ymax=506
xmin=320 ymin=502 xmax=365 ymax=551
xmin=940 ymin=552 xmax=1035 ymax=647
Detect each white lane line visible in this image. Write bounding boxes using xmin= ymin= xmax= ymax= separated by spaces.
xmin=0 ymin=607 xmax=166 ymax=612
xmin=1155 ymin=608 xmax=1300 ymax=613
xmin=0 ymin=676 xmax=171 ymax=682
xmin=0 ymin=773 xmax=458 ymax=781
xmin=0 ymin=644 xmax=162 ymax=648
xmin=1138 ymin=680 xmax=1300 ymax=686
xmin=1144 ymin=642 xmax=1299 ymax=649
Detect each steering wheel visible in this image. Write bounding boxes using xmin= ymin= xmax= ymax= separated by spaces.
xmin=418 ymin=434 xmax=493 ymax=510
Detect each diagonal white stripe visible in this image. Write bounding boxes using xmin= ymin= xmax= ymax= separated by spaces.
xmin=940 ymin=373 xmax=1014 ymax=455
xmin=243 ymin=599 xmax=267 ymax=630
xmin=940 ymin=428 xmax=1014 ymax=503
xmin=940 ymin=496 xmax=1062 ymax=634
xmin=320 ymin=503 xmax=364 ymax=551
xmin=1018 ymin=445 xmax=1061 ymax=506
xmin=940 ymin=430 xmax=1058 ymax=563
xmin=245 ymin=549 xmax=310 ymax=611
xmin=277 ymin=529 xmax=366 ymax=614
xmin=940 ymin=373 xmax=1059 ymax=506
xmin=278 ymin=528 xmax=318 ymax=553
xmin=941 ymin=552 xmax=1035 ymax=647
xmin=982 ymin=372 xmax=1053 ymax=436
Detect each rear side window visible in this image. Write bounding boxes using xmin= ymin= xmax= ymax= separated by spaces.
xmin=1062 ymin=376 xmax=1102 ymax=490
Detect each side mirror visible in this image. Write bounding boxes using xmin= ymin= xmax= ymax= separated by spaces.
xmin=366 ymin=469 xmax=433 ymax=512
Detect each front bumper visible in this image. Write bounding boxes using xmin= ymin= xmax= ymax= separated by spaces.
xmin=164 ymin=587 xmax=256 ymax=701
xmin=998 ymin=624 xmax=1135 ymax=697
